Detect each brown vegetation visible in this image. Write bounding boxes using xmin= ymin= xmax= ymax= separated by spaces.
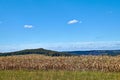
xmin=0 ymin=54 xmax=120 ymax=72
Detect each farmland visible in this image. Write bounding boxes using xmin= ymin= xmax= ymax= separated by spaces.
xmin=0 ymin=54 xmax=120 ymax=80
xmin=0 ymin=54 xmax=120 ymax=72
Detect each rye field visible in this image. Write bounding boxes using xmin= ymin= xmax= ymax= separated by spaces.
xmin=0 ymin=54 xmax=120 ymax=80
xmin=0 ymin=54 xmax=120 ymax=72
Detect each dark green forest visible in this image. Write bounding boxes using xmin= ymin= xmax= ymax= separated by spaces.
xmin=0 ymin=48 xmax=71 ymax=56
xmin=0 ymin=48 xmax=120 ymax=56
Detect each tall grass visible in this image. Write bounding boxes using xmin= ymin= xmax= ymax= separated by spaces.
xmin=0 ymin=54 xmax=120 ymax=72
xmin=0 ymin=70 xmax=120 ymax=80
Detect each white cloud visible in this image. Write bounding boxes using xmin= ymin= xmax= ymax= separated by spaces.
xmin=24 ymin=25 xmax=33 ymax=28
xmin=68 ymin=19 xmax=79 ymax=24
xmin=1 ymin=41 xmax=120 ymax=52
xmin=46 ymin=41 xmax=120 ymax=51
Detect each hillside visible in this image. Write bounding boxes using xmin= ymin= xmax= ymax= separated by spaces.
xmin=1 ymin=48 xmax=120 ymax=56
xmin=0 ymin=48 xmax=71 ymax=56
xmin=66 ymin=50 xmax=120 ymax=56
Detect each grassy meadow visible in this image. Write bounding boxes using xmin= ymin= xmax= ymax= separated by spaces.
xmin=0 ymin=70 xmax=120 ymax=80
xmin=0 ymin=54 xmax=120 ymax=80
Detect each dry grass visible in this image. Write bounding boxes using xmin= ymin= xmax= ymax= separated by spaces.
xmin=0 ymin=54 xmax=120 ymax=72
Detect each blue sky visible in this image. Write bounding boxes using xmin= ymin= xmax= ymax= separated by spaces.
xmin=0 ymin=0 xmax=120 ymax=52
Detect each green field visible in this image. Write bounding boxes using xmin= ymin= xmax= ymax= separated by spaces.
xmin=0 ymin=70 xmax=120 ymax=80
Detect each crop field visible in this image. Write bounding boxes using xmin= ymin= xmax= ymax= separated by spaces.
xmin=0 ymin=55 xmax=120 ymax=80
xmin=0 ymin=54 xmax=120 ymax=72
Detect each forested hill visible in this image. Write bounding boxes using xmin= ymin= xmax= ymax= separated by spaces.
xmin=0 ymin=48 xmax=120 ymax=56
xmin=66 ymin=50 xmax=120 ymax=56
xmin=0 ymin=48 xmax=71 ymax=56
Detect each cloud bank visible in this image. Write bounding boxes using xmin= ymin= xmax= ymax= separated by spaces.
xmin=1 ymin=41 xmax=120 ymax=52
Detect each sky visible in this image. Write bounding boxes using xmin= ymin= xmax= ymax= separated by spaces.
xmin=0 ymin=0 xmax=120 ymax=52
